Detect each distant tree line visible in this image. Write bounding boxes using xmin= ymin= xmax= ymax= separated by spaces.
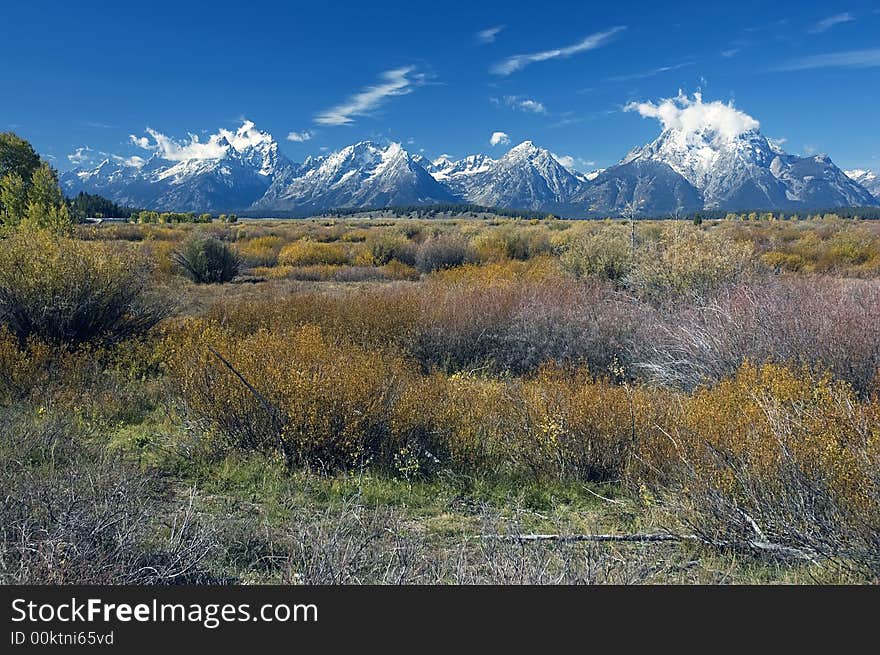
xmin=682 ymin=208 xmax=880 ymax=221
xmin=308 ymin=203 xmax=556 ymax=220
xmin=131 ymin=210 xmax=237 ymax=224
xmin=68 ymin=191 xmax=137 ymax=221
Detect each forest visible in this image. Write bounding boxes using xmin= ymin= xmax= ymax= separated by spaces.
xmin=1 ymin=132 xmax=879 ymax=584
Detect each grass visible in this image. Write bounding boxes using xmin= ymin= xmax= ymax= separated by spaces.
xmin=3 ymin=215 xmax=879 ymax=584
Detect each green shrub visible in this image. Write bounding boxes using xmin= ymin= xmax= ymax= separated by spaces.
xmin=173 ymin=235 xmax=240 ymax=283
xmin=0 ymin=231 xmax=168 ymax=346
xmin=559 ymin=226 xmax=633 ymax=281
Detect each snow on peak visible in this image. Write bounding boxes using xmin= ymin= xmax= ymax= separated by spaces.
xmin=845 ymin=168 xmax=880 ymax=198
xmin=508 ymin=140 xmax=539 ymax=155
xmin=223 ymin=120 xmax=274 ymax=152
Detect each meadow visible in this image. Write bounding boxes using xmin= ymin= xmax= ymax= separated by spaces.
xmin=1 ymin=214 xmax=879 ymax=584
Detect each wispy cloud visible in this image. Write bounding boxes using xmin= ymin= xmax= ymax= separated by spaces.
xmin=551 ymin=153 xmax=594 ymax=171
xmin=315 ymin=67 xmax=426 ymax=126
xmin=489 ymin=131 xmax=510 ymax=146
xmin=769 ymin=48 xmax=880 ymax=71
xmin=85 ymin=121 xmax=115 ymax=129
xmin=721 ymin=48 xmax=741 ymax=58
xmin=494 ymin=95 xmax=547 ymax=114
xmin=807 ymin=12 xmax=855 ymax=34
xmin=286 ymin=130 xmax=313 ymax=142
xmin=477 ymin=25 xmax=505 ymax=44
xmin=67 ymin=147 xmax=94 ymax=164
xmin=67 ymin=146 xmax=144 ymax=169
xmin=607 ymin=61 xmax=693 ymax=82
xmin=491 ymin=27 xmax=626 ymax=75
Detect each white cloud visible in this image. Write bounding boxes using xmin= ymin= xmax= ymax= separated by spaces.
xmin=67 ymin=147 xmax=94 ymax=164
xmin=130 ymin=120 xmax=272 ymax=161
xmin=136 ymin=128 xmax=229 ymax=160
xmin=491 ymin=26 xmax=626 ymax=75
xmin=624 ymin=91 xmax=759 ymax=142
xmin=808 ymin=12 xmax=855 ymax=34
xmin=551 ymin=153 xmax=594 ymax=172
xmin=315 ymin=67 xmax=425 ymax=126
xmin=607 ymin=61 xmax=693 ymax=82
xmin=551 ymin=153 xmax=575 ymax=169
xmin=113 ymin=154 xmax=146 ymax=168
xmin=490 ymin=131 xmax=510 ymax=146
xmin=721 ymin=48 xmax=741 ymax=58
xmin=477 ymin=25 xmax=505 ymax=44
xmin=501 ymin=95 xmax=547 ymax=114
xmin=129 ymin=135 xmax=152 ymax=149
xmin=68 ymin=147 xmax=145 ymax=169
xmin=769 ymin=48 xmax=880 ymax=71
xmin=287 ymin=130 xmax=313 ymax=142
xmin=767 ymin=137 xmax=787 ymax=153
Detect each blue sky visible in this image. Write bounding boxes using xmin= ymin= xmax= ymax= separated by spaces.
xmin=3 ymin=0 xmax=879 ymax=172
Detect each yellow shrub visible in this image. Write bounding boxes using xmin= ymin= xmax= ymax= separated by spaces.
xmin=235 ymin=235 xmax=284 ymax=267
xmin=161 ymin=322 xmax=418 ymax=470
xmin=652 ymin=363 xmax=879 ymax=516
xmin=277 ymin=240 xmax=349 ymax=266
xmin=382 ymin=260 xmax=420 ymax=281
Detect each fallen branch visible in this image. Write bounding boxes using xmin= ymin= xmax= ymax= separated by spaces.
xmin=480 ymin=532 xmax=818 ymax=561
xmin=480 ymin=533 xmax=690 ymax=543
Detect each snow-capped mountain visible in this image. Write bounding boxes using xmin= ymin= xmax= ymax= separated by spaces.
xmin=254 ymin=141 xmax=457 ymax=212
xmin=61 ymin=113 xmax=879 ymax=216
xmin=845 ymin=169 xmax=880 ymax=199
xmin=61 ymin=121 xmax=289 ymax=212
xmin=619 ymin=96 xmax=876 ymax=211
xmin=420 ymin=142 xmax=582 ymax=211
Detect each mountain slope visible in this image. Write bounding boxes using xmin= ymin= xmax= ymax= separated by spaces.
xmin=254 ymin=142 xmax=458 ymax=213
xmin=61 ymin=110 xmax=880 ymax=215
xmin=845 ymin=169 xmax=880 ymax=200
xmin=421 ymin=142 xmax=582 ymax=211
xmin=61 ymin=121 xmax=288 ymax=212
xmin=620 ymin=94 xmax=877 ymax=211
xmin=575 ymin=159 xmax=703 ymax=216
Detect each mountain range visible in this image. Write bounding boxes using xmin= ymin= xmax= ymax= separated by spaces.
xmin=61 ymin=121 xmax=880 ymax=217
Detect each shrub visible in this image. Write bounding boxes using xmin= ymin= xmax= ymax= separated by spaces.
xmin=559 ymin=226 xmax=633 ymax=282
xmin=0 ymin=231 xmax=168 ymax=346
xmin=235 ymin=235 xmax=284 ymax=267
xmin=633 ymin=277 xmax=880 ymax=395
xmin=173 ymin=235 xmax=240 ymax=283
xmin=162 ymin=323 xmax=418 ymax=472
xmin=366 ymin=232 xmax=417 ymax=266
xmin=473 ymin=224 xmax=552 ymax=262
xmin=645 ymin=363 xmax=880 ymax=576
xmin=414 ymin=234 xmax=474 ymax=272
xmin=0 ymin=407 xmax=218 ymax=584
xmin=413 ymin=277 xmax=636 ymax=375
xmin=627 ymin=223 xmax=755 ymax=301
xmin=278 ymin=240 xmax=349 ymax=266
xmin=382 ymin=259 xmax=421 ymax=281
